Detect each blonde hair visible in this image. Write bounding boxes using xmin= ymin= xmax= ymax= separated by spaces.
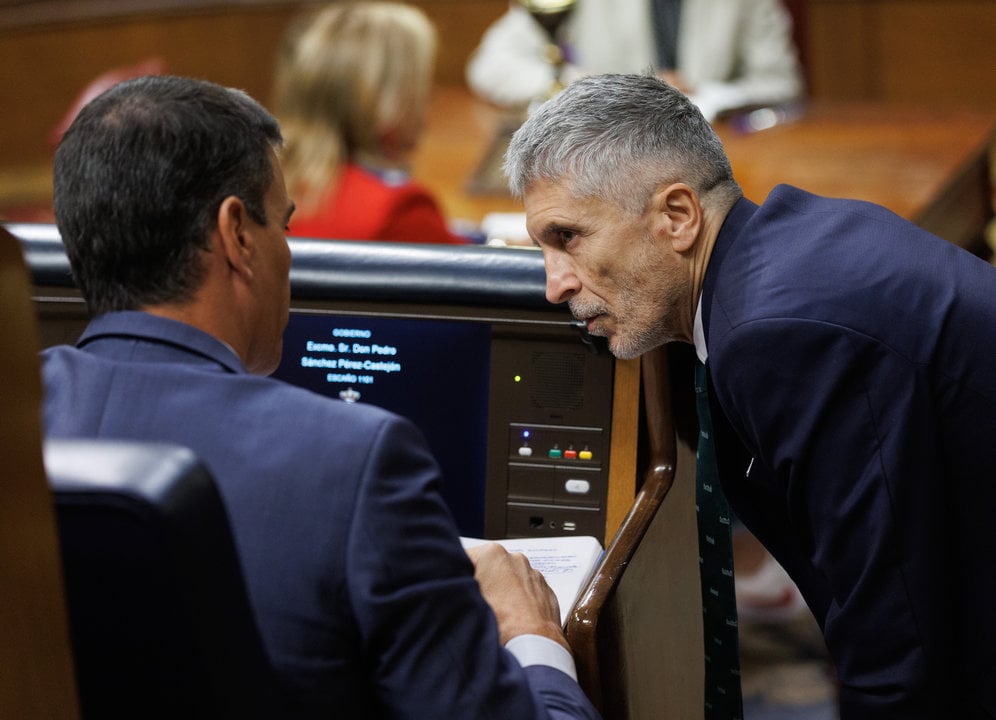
xmin=274 ymin=1 xmax=437 ymax=213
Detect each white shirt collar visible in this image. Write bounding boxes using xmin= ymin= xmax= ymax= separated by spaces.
xmin=693 ymin=295 xmax=707 ymax=364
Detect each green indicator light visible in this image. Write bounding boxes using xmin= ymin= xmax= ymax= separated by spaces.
xmin=513 ymin=375 xmax=522 ymax=383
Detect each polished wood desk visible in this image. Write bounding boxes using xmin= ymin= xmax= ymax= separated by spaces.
xmin=414 ymin=87 xmax=995 ymax=254
xmin=718 ymin=103 xmax=995 ymax=252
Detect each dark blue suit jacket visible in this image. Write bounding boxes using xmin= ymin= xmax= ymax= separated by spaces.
xmin=701 ymin=185 xmax=996 ymax=719
xmin=41 ymin=311 xmax=599 ymax=720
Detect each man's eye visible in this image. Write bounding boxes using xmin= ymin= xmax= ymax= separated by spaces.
xmin=557 ymin=229 xmax=577 ymax=246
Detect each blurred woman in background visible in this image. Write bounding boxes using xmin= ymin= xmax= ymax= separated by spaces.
xmin=275 ymin=2 xmax=468 ymax=244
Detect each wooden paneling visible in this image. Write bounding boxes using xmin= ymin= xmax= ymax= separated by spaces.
xmin=878 ymin=1 xmax=996 ymax=106
xmin=808 ymin=0 xmax=996 ymax=109
xmin=808 ymin=2 xmax=878 ymax=99
xmin=0 ymin=1 xmax=508 ymax=167
xmin=0 ymin=5 xmax=307 ymax=166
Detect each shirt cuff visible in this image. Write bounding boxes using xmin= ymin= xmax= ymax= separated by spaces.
xmin=505 ymin=634 xmax=578 ymax=681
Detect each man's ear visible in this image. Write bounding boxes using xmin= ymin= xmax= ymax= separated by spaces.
xmin=649 ymin=183 xmax=702 ymax=254
xmin=216 ymin=195 xmax=253 ymax=280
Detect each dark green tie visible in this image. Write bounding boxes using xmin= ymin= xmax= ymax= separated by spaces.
xmin=695 ymin=361 xmax=744 ymax=719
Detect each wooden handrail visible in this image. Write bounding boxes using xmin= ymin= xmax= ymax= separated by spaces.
xmin=564 ymin=344 xmax=676 ymax=711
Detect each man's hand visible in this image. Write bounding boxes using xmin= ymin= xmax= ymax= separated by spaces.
xmin=466 ymin=542 xmax=571 ymax=652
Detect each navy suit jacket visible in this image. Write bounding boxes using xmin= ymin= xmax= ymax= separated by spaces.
xmin=701 ymin=185 xmax=996 ymax=719
xmin=41 ymin=311 xmax=599 ymax=720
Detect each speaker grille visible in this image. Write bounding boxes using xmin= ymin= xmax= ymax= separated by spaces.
xmin=529 ymin=351 xmax=586 ymax=410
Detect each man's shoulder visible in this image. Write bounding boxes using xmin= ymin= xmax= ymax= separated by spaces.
xmin=40 ymin=341 xmax=97 ymax=373
xmin=40 ymin=336 xmax=412 ymax=439
xmin=759 ymin=184 xmax=905 ymax=225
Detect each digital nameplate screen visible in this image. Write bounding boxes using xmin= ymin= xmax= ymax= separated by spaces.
xmin=272 ymin=312 xmax=492 ymax=536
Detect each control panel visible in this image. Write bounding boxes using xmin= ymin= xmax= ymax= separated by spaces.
xmin=504 ymin=422 xmax=607 ymax=537
xmin=485 ymin=332 xmax=614 ymax=541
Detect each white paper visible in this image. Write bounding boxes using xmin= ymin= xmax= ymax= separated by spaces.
xmin=461 ymin=535 xmax=604 ymax=625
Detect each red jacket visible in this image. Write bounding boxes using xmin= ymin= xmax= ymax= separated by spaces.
xmin=289 ymin=163 xmax=466 ymax=244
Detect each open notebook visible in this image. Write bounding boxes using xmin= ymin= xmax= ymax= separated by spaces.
xmin=460 ymin=535 xmax=604 ymax=626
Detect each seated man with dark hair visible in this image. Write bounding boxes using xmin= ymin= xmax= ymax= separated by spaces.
xmin=41 ymin=73 xmax=600 ymax=720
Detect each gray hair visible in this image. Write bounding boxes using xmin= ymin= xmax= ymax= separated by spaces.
xmin=504 ymin=73 xmax=740 ymax=215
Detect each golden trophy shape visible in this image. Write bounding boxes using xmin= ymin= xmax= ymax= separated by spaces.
xmin=517 ymin=0 xmax=578 ymax=97
xmin=467 ymin=0 xmax=580 ymax=197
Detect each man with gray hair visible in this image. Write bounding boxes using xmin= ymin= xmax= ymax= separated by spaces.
xmin=506 ymin=72 xmax=996 ymax=719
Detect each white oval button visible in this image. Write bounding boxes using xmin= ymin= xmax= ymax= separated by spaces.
xmin=564 ymin=479 xmax=591 ymax=495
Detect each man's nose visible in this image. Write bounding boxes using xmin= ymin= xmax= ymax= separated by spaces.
xmin=544 ymin=255 xmax=579 ymax=305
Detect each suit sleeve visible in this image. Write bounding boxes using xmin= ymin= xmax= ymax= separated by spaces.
xmin=345 ymin=414 xmax=600 ymax=719
xmin=713 ymin=318 xmax=949 ymax=718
